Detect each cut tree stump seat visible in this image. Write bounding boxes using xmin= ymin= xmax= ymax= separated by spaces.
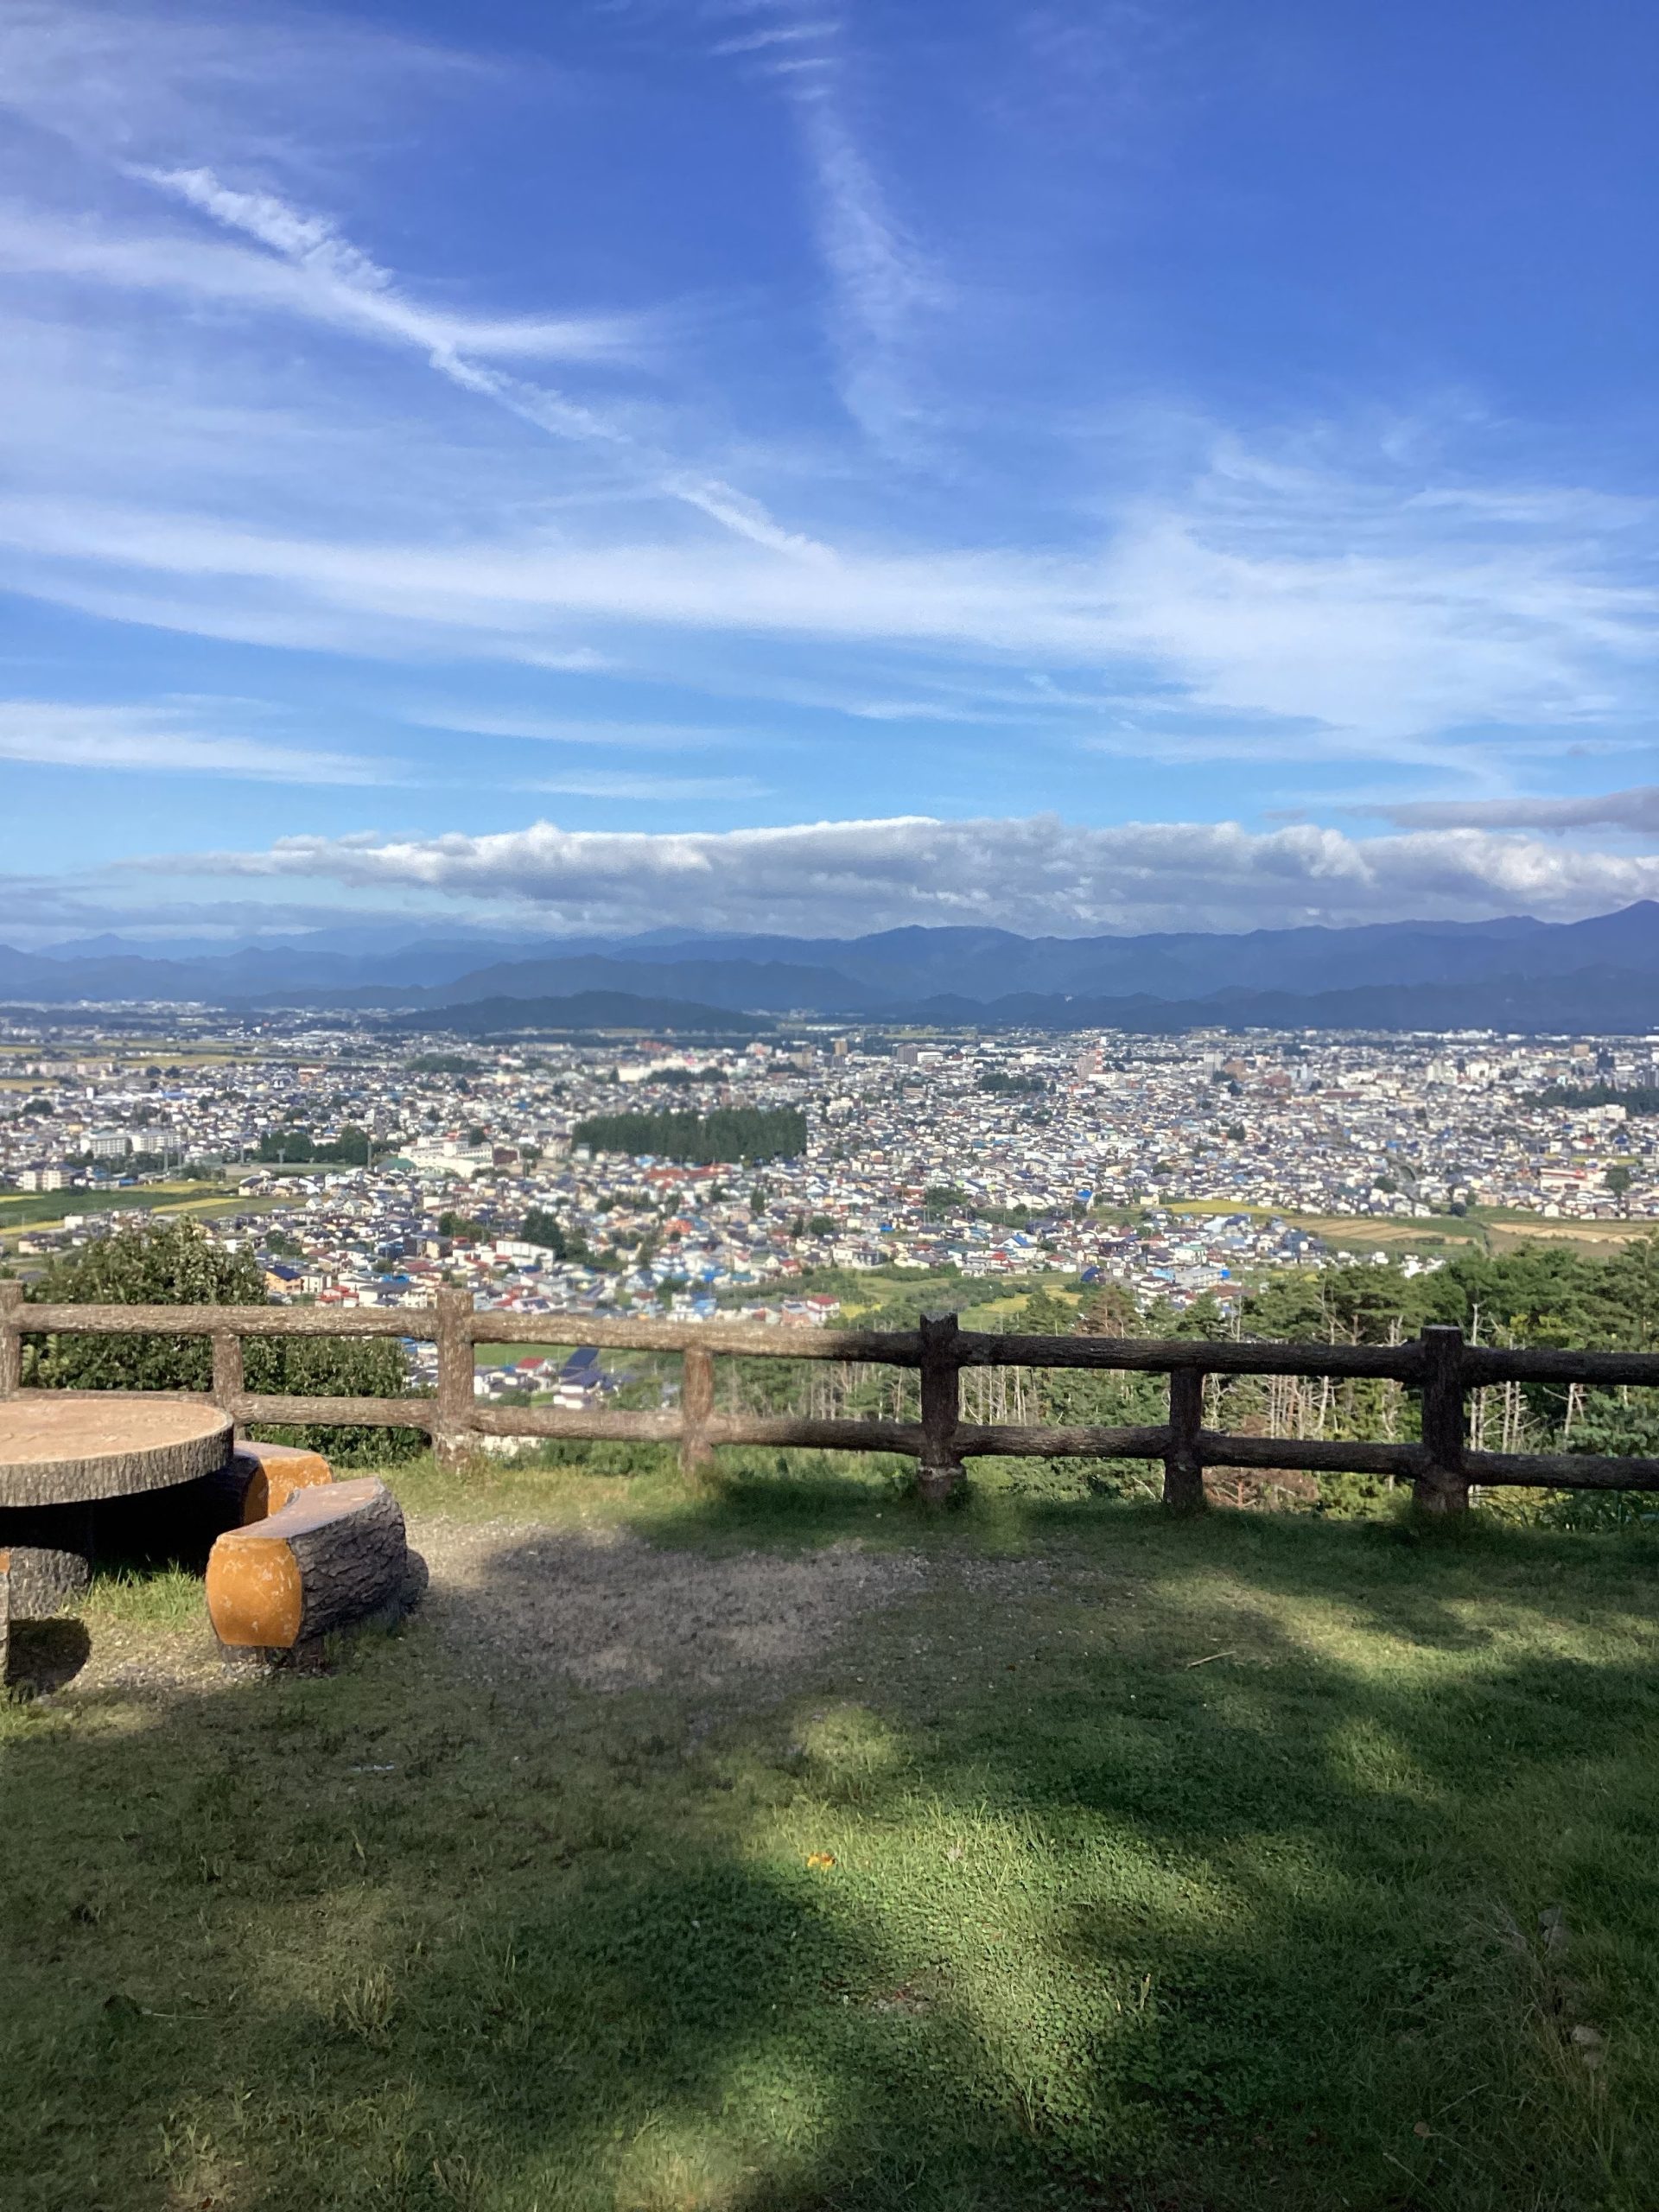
xmin=206 ymin=1475 xmax=421 ymax=1662
xmin=223 ymin=1438 xmax=336 ymax=1524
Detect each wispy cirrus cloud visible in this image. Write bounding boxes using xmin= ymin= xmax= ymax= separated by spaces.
xmin=165 ymin=810 xmax=1659 ymax=936
xmin=518 ymin=770 xmax=767 ymax=800
xmin=0 ymin=699 xmax=392 ymax=784
xmin=3 ymin=424 xmax=1651 ymax=760
xmin=0 ymin=200 xmax=649 ymax=365
xmin=409 ymin=709 xmax=761 ymax=748
xmin=1360 ymin=787 xmax=1659 ymax=833
xmin=0 ymin=0 xmax=474 ymax=164
xmin=789 ymin=88 xmax=949 ymax=451
xmin=707 ymin=2 xmax=947 ymax=452
xmin=121 ymin=163 xmax=840 ymax=558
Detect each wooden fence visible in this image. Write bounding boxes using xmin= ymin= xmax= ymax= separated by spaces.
xmin=4 ymin=1281 xmax=1659 ymax=1512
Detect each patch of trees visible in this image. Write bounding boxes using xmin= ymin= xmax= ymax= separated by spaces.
xmin=1529 ymin=1084 xmax=1659 ymax=1115
xmin=572 ymin=1106 xmax=807 ymax=1166
xmin=1169 ymin=1235 xmax=1659 ymax=1514
xmin=20 ymin=1219 xmax=424 ymax=1465
xmin=882 ymin=1238 xmax=1659 ymax=1520
xmin=517 ymin=1206 xmax=596 ymax=1267
xmin=520 ymin=1206 xmax=567 ymax=1255
xmin=256 ymin=1125 xmax=372 ymax=1166
xmin=977 ymin=1069 xmax=1044 ymax=1095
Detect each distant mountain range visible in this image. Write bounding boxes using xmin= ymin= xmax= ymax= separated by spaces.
xmin=4 ymin=902 xmax=1659 ymax=1034
xmin=388 ymin=992 xmax=773 ymax=1038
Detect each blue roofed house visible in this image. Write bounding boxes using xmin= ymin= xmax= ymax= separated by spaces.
xmin=554 ymin=1347 xmax=604 ymax=1410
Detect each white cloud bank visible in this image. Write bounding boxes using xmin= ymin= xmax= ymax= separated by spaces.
xmin=172 ymin=810 xmax=1659 ymax=936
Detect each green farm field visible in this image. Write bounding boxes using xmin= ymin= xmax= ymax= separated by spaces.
xmin=0 ymin=1184 xmax=277 ymax=1243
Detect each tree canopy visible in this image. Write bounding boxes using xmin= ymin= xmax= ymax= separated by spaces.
xmin=256 ymin=1125 xmax=372 ymax=1166
xmin=572 ymin=1106 xmax=806 ymax=1166
xmin=22 ymin=1219 xmax=425 ymax=1465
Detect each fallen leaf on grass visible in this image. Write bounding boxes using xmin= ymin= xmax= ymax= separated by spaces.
xmin=806 ymin=1852 xmax=836 ymax=1870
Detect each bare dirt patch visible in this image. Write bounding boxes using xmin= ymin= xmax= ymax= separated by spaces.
xmin=418 ymin=1514 xmax=935 ymax=1694
xmin=24 ymin=1511 xmax=1013 ymax=1707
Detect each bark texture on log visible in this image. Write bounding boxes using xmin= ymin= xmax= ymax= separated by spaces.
xmin=0 ymin=1398 xmax=231 ymax=1508
xmin=0 ymin=1502 xmax=94 ymax=1615
xmin=1163 ymin=1368 xmax=1206 ymax=1513
xmin=22 ymin=1302 xmax=422 ymax=1339
xmin=956 ymin=1421 xmax=1171 ymax=1459
xmin=0 ymin=1281 xmax=22 ymax=1398
xmin=229 ymin=1439 xmax=334 ymax=1523
xmin=916 ymin=1311 xmax=964 ymax=1504
xmin=680 ymin=1345 xmax=715 ymax=1481
xmin=960 ymin=1332 xmax=1423 ymax=1380
xmin=434 ymin=1285 xmax=474 ymax=1468
xmin=232 ymin=1394 xmax=434 ymax=1431
xmin=1414 ymin=1324 xmax=1469 ymax=1516
xmin=206 ymin=1476 xmax=408 ymax=1650
xmin=1464 ymin=1447 xmax=1659 ymax=1489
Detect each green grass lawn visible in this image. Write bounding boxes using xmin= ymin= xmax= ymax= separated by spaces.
xmin=7 ymin=1459 xmax=1659 ymax=2209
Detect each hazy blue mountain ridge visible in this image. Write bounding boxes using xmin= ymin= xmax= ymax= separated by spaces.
xmin=3 ymin=902 xmax=1657 ymax=1029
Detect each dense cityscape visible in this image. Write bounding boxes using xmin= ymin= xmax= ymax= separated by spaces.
xmin=4 ymin=1017 xmax=1655 ymax=1383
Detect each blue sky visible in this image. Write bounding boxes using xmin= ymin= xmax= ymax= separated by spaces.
xmin=3 ymin=0 xmax=1658 ymax=942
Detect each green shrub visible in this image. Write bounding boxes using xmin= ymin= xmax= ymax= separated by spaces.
xmin=22 ymin=1219 xmax=426 ymax=1465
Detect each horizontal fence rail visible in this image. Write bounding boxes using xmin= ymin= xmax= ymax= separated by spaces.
xmin=5 ymin=1281 xmax=1659 ymax=1512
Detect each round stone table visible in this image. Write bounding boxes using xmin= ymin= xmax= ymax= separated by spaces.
xmin=0 ymin=1398 xmax=233 ymax=1617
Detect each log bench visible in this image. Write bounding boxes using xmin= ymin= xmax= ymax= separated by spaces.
xmin=206 ymin=1475 xmax=420 ymax=1664
xmin=223 ymin=1438 xmax=337 ymax=1524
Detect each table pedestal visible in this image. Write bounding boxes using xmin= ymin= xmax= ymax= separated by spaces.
xmin=0 ymin=1502 xmax=95 ymax=1613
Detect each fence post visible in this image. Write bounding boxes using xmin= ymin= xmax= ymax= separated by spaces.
xmin=211 ymin=1328 xmax=245 ymax=1435
xmin=1163 ymin=1365 xmax=1206 ymax=1512
xmin=916 ymin=1310 xmax=964 ymax=1504
xmin=434 ymin=1286 xmax=474 ymax=1469
xmin=0 ymin=1278 xmax=22 ymax=1398
xmin=1415 ymin=1324 xmax=1468 ymax=1515
xmin=681 ymin=1345 xmax=715 ymax=1482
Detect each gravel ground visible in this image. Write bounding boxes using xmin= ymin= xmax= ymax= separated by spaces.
xmin=10 ymin=1511 xmax=1064 ymax=1707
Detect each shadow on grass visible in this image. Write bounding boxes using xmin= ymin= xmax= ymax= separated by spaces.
xmin=6 ymin=1483 xmax=1659 ymax=2210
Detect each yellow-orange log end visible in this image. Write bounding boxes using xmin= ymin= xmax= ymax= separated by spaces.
xmin=232 ymin=1439 xmax=334 ymax=1523
xmin=206 ymin=1529 xmax=304 ymax=1647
